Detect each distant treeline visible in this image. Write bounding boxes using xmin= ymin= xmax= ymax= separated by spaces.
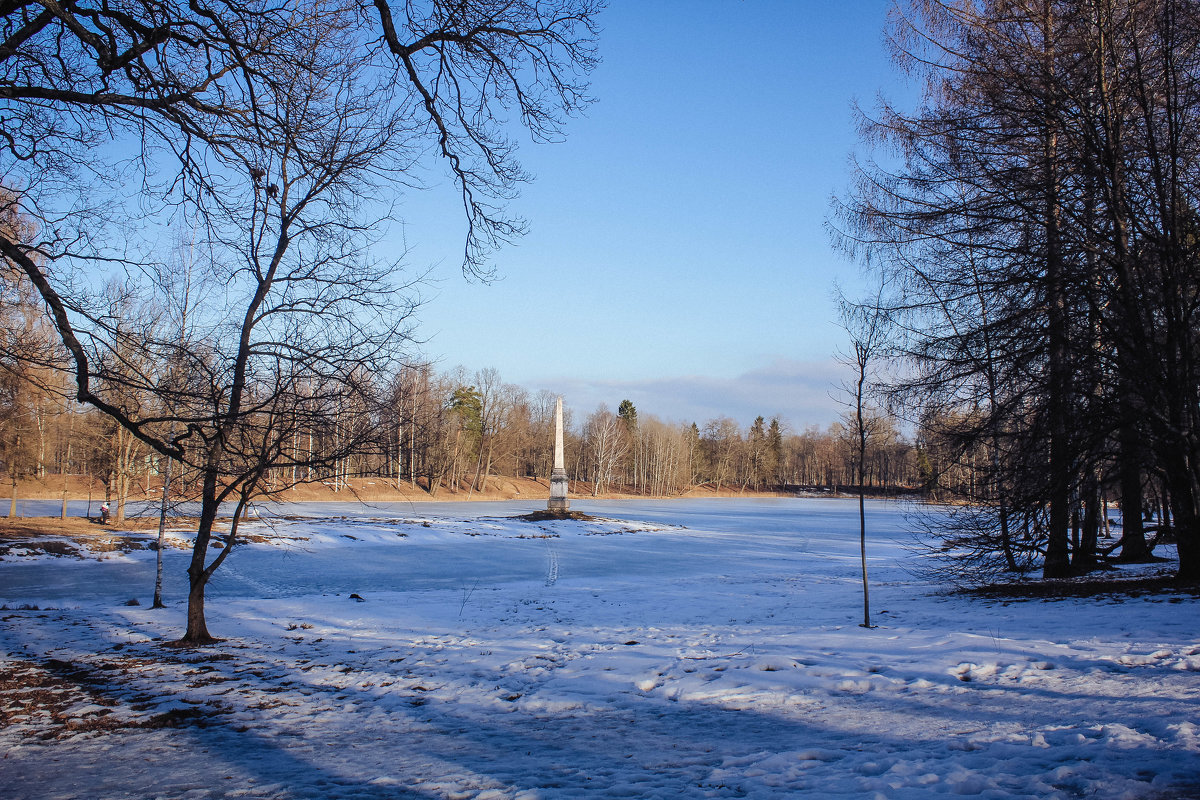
xmin=380 ymin=369 xmax=922 ymax=498
xmin=1 ymin=352 xmax=942 ymax=518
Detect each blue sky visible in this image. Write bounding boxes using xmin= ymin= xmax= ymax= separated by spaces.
xmin=394 ymin=1 xmax=909 ymax=430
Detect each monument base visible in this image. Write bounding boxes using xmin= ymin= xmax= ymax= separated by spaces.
xmin=548 ymin=467 xmax=570 ymax=512
xmin=518 ymin=509 xmax=594 ymax=521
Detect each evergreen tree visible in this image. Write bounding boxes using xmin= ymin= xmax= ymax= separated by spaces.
xmin=767 ymin=418 xmax=784 ymax=485
xmin=617 ymin=400 xmax=638 ymax=432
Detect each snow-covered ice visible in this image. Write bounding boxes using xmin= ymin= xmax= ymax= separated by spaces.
xmin=1 ymin=498 xmax=1198 ymax=799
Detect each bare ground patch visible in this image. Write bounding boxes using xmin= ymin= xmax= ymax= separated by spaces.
xmin=965 ymin=568 xmax=1200 ymax=600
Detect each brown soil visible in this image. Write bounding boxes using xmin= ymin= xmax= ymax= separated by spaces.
xmin=0 ymin=515 xmax=209 ymax=558
xmin=279 ymin=475 xmax=553 ymax=502
xmin=0 ymin=516 xmax=116 ymax=540
xmin=517 ymin=510 xmax=598 ymax=522
xmin=0 ymin=474 xmax=547 ymax=503
xmin=4 ymin=474 xmax=805 ymax=506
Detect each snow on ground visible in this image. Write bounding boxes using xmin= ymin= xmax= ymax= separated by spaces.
xmin=1 ymin=498 xmax=1198 ymax=800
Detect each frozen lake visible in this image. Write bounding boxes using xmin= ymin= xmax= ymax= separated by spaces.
xmin=1 ymin=497 xmax=913 ymax=604
xmin=3 ymin=497 xmax=1198 ymax=800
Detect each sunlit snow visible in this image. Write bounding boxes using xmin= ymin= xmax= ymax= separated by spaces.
xmin=2 ymin=498 xmax=1197 ymax=799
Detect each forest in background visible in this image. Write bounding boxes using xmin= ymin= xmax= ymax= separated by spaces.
xmin=0 ymin=307 xmax=932 ymax=521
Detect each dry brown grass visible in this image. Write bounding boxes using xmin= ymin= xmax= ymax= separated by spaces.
xmin=0 ymin=516 xmax=202 ymax=557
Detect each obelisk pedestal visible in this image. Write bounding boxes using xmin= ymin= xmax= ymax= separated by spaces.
xmin=548 ymin=396 xmax=570 ymax=513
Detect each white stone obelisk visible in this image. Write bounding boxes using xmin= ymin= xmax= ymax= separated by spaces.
xmin=548 ymin=396 xmax=570 ymax=513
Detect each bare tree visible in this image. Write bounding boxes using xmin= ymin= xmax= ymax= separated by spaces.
xmin=0 ymin=1 xmax=600 ymax=642
xmin=838 ymin=296 xmax=885 ymax=629
xmin=701 ymin=418 xmax=742 ymax=493
xmin=584 ymin=406 xmax=627 ymax=497
xmin=834 ymin=0 xmax=1200 ymax=581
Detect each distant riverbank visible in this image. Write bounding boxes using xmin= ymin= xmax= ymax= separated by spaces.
xmin=6 ymin=474 xmax=914 ymax=506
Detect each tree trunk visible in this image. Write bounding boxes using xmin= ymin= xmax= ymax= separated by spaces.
xmin=1163 ymin=453 xmax=1200 ymax=581
xmin=153 ymin=445 xmax=175 ymax=609
xmin=856 ymin=353 xmax=872 ymax=629
xmin=115 ymin=471 xmax=128 ymax=524
xmin=481 ymin=444 xmax=493 ymax=493
xmin=1075 ymin=481 xmax=1100 ymax=572
xmin=184 ymin=569 xmax=212 ymax=643
xmin=859 ymin=484 xmax=870 ymax=628
xmin=61 ymin=420 xmax=72 ymax=520
xmin=181 ymin=468 xmax=220 ymax=643
xmin=1116 ymin=412 xmax=1149 ymax=561
xmin=1039 ymin=0 xmax=1072 ymax=581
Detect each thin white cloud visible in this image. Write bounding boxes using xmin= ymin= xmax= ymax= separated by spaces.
xmin=532 ymin=357 xmax=851 ymax=431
